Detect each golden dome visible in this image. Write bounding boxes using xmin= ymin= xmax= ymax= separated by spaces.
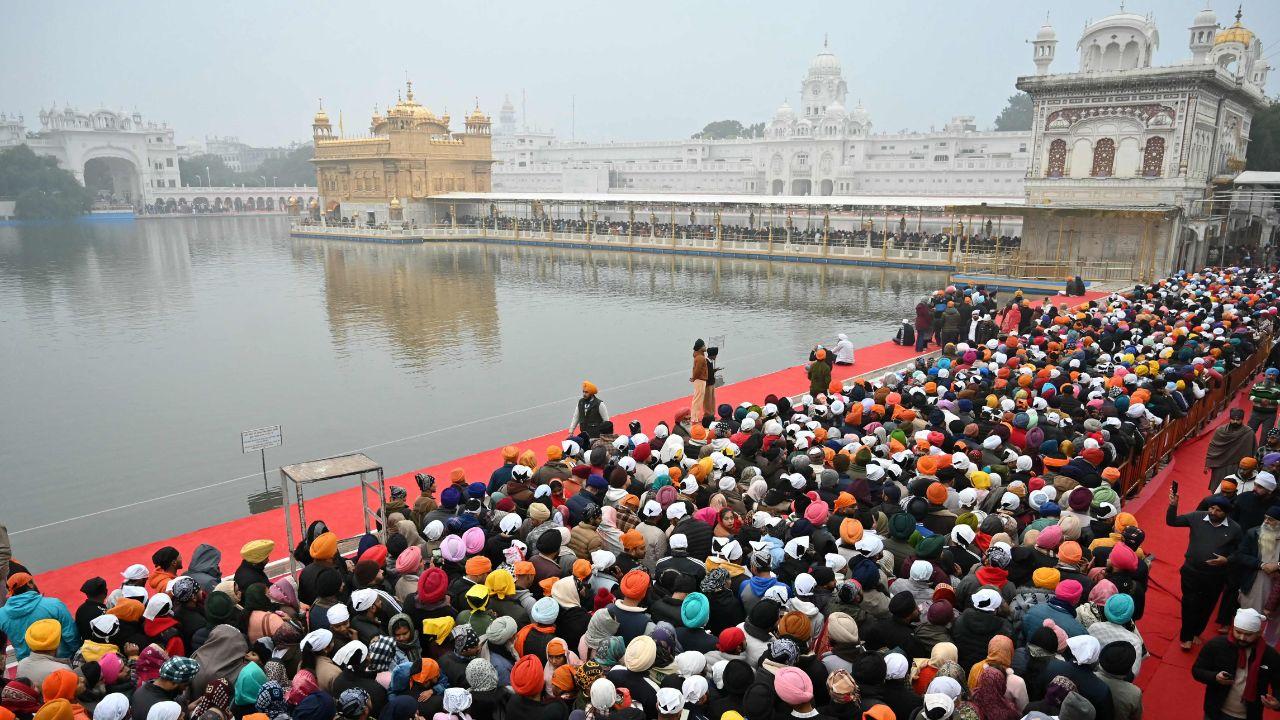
xmin=389 ymin=196 xmax=402 ymax=209
xmin=467 ymin=106 xmax=489 ymax=123
xmin=1215 ymin=10 xmax=1255 ymax=46
xmin=313 ymin=109 xmax=330 ymax=124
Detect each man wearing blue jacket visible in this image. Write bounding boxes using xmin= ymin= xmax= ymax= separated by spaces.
xmin=0 ymin=573 xmax=79 ymax=659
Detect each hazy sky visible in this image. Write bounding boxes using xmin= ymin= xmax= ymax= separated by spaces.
xmin=2 ymin=1 xmax=1277 ymax=148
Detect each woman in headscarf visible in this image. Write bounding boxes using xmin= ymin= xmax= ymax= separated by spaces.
xmin=396 ymin=519 xmax=424 ymax=550
xmin=188 ymin=678 xmax=232 ymax=720
xmin=596 ymin=507 xmax=624 ymax=555
xmin=577 ymin=607 xmax=620 ymax=661
xmin=230 ymin=661 xmax=266 ymax=718
xmin=464 ymin=658 xmax=504 ymax=718
xmin=969 ymin=666 xmax=1020 ymax=720
xmin=293 ymin=521 xmax=331 ymax=565
xmin=593 ymin=636 xmax=626 ymax=670
xmin=911 ymin=641 xmax=957 ymax=695
xmin=387 ymin=614 xmax=421 ymax=665
xmin=550 ymin=576 xmax=589 ymax=652
xmin=253 ymin=681 xmax=289 ymax=718
xmin=190 ymin=625 xmax=249 ymax=697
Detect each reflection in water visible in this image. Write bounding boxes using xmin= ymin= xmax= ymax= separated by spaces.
xmin=0 ymin=218 xmax=947 ymax=570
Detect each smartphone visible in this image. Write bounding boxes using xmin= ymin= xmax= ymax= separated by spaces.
xmin=431 ymin=549 xmax=442 ymax=565
xmin=1171 ymin=480 xmax=1179 ymax=495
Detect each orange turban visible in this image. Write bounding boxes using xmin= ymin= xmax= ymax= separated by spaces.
xmin=547 ymin=639 xmax=567 ymax=657
xmin=917 ymin=456 xmax=939 ymax=476
xmin=551 ymin=665 xmax=576 ymax=693
xmin=777 ymin=611 xmax=813 ymax=641
xmin=620 ymin=570 xmax=650 ymax=601
xmin=513 ymin=561 xmax=535 ymax=577
xmin=41 ymin=670 xmax=78 ymax=702
xmin=465 ymin=556 xmax=492 ymax=576
xmin=621 ymin=530 xmax=645 ymax=551
xmin=412 ymin=658 xmax=440 ymax=684
xmin=926 ymin=482 xmax=948 ymax=505
xmin=518 ymin=450 xmax=537 ymax=468
xmin=815 ymin=349 xmax=827 ymax=360
xmin=1058 ymin=541 xmax=1083 ymax=564
xmin=1114 ymin=513 xmax=1138 ymax=532
xmin=1101 ymin=467 xmax=1121 ymax=482
xmin=829 ymin=380 xmax=843 ymax=396
xmin=546 ymin=444 xmax=564 ymax=461
xmin=539 ymin=577 xmax=557 ymax=597
xmin=573 ymin=559 xmax=593 ymax=581
xmin=834 ymin=493 xmax=856 ymax=512
xmin=310 ymin=532 xmax=339 ymax=561
xmin=449 ymin=467 xmax=466 ymax=484
xmin=106 ymin=599 xmax=143 ymax=623
xmin=510 ymin=654 xmax=545 ymax=698
xmin=1241 ymin=457 xmax=1259 ymax=470
xmin=1221 ymin=479 xmax=1239 ymax=493
xmin=839 ymin=518 xmax=864 ymax=545
xmin=33 ymin=700 xmax=73 ymax=720
xmin=669 ymin=467 xmax=682 ymax=483
xmin=582 ymin=381 xmax=598 ymax=395
xmin=502 ymin=446 xmax=519 ymax=462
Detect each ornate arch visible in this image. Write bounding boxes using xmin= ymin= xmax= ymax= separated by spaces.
xmin=1091 ymin=138 xmax=1116 ymax=177
xmin=1047 ymin=139 xmax=1067 ymax=178
xmin=1142 ymin=137 xmax=1166 ymax=177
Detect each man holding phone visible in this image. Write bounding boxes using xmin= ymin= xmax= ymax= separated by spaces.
xmin=1168 ymin=489 xmax=1243 ymax=651
xmin=1192 ymin=608 xmax=1280 ymax=719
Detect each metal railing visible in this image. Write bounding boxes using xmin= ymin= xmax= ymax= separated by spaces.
xmin=1114 ymin=336 xmax=1272 ymax=497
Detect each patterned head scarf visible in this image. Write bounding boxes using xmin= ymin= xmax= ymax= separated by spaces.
xmin=453 ymin=624 xmax=481 ymax=653
xmin=255 ymin=680 xmax=288 ymax=716
xmin=573 ymin=660 xmax=606 ymax=693
xmin=766 ymin=637 xmax=800 ymax=666
xmin=595 ymin=636 xmax=626 ymax=667
xmin=159 ymin=656 xmax=200 ymax=683
xmin=465 ymin=658 xmax=499 ymax=693
xmin=336 ymin=688 xmax=370 ymax=720
xmin=651 ymin=623 xmax=681 ymax=667
xmin=188 ymin=678 xmax=232 ymax=719
xmin=700 ymin=567 xmax=731 ymax=593
xmin=168 ymin=576 xmax=199 ymax=603
xmin=263 ymin=661 xmax=290 ymax=686
xmin=365 ymin=636 xmax=398 ymax=673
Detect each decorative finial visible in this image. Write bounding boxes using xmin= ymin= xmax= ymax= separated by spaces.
xmin=405 ymin=79 xmax=414 ymax=102
xmin=1236 ymin=4 xmax=1243 ymax=23
xmin=318 ymin=98 xmax=323 ymax=110
xmin=823 ymin=33 xmax=828 ymax=49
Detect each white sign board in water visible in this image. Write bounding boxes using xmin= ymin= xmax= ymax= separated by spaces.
xmin=241 ymin=425 xmax=283 ymax=453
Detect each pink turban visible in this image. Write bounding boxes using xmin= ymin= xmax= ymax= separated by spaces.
xmin=440 ymin=535 xmax=466 ymax=563
xmin=803 ymin=501 xmax=830 ymax=526
xmin=395 ymin=546 xmax=423 ymax=575
xmin=773 ymin=666 xmax=813 ymax=705
xmin=463 ymin=527 xmax=486 ymax=555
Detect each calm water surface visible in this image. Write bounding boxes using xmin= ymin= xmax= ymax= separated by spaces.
xmin=0 ymin=215 xmax=948 ymax=569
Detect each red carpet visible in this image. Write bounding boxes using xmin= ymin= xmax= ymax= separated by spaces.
xmin=23 ymin=290 xmax=1111 ymax=610
xmin=28 ymin=338 xmax=931 ymax=606
xmin=1127 ymin=380 xmax=1278 ymax=716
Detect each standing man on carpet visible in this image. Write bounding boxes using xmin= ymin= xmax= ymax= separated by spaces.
xmin=1207 ymin=408 xmax=1258 ymax=492
xmin=1168 ymin=489 xmax=1244 ymax=650
xmin=690 ymin=339 xmax=710 ymax=423
xmin=569 ymin=381 xmax=609 ymax=440
xmin=1192 ymin=608 xmax=1280 ymax=720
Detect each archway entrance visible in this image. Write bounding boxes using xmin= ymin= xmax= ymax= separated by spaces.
xmin=771 ymin=180 xmax=785 ymax=195
xmin=819 ymin=179 xmax=834 ymax=196
xmin=83 ymin=157 xmax=140 ymax=204
xmin=791 ymin=179 xmax=812 ymax=196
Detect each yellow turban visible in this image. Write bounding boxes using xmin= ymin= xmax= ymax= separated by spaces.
xmin=25 ymin=618 xmax=61 ymax=653
xmin=241 ymin=539 xmax=275 ymax=564
xmin=485 ymin=569 xmax=516 ymax=599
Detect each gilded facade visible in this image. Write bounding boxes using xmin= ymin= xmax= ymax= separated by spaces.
xmin=311 ymin=81 xmax=492 ymax=224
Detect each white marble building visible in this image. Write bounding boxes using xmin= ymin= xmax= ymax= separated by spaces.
xmin=0 ymin=106 xmax=181 ymax=204
xmin=1015 ymin=6 xmax=1270 ymax=270
xmin=492 ymin=44 xmax=1033 ymax=198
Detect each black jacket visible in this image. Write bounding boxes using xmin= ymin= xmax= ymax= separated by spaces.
xmin=952 ymin=609 xmax=1015 ymax=670
xmin=1192 ymin=634 xmax=1280 ymax=720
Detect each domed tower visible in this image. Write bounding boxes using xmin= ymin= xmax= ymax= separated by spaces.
xmin=1189 ymin=6 xmax=1218 ymax=63
xmin=312 ymin=101 xmax=332 ymax=139
xmin=1033 ymin=16 xmax=1058 ymax=75
xmin=465 ymin=101 xmax=491 ymax=135
xmin=498 ymin=94 xmax=516 ymax=134
xmin=1210 ymin=8 xmax=1262 ymax=85
xmin=800 ymin=36 xmax=847 ymax=119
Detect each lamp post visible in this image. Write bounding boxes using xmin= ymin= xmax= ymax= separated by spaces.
xmin=205 ymin=166 xmax=211 ymax=189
